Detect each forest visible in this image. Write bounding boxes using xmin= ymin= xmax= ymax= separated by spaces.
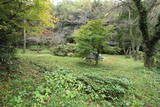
xmin=0 ymin=0 xmax=160 ymax=106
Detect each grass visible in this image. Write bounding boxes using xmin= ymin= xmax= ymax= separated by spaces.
xmin=0 ymin=49 xmax=159 ymax=106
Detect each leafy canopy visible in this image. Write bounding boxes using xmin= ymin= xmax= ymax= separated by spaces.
xmin=0 ymin=0 xmax=57 ymax=65
xmin=74 ymin=19 xmax=115 ymax=57
xmin=23 ymin=0 xmax=58 ymax=36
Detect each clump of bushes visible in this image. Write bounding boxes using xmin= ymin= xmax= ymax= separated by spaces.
xmin=50 ymin=43 xmax=78 ymax=57
xmin=29 ymin=45 xmax=42 ymax=53
xmin=102 ymin=46 xmax=122 ymax=55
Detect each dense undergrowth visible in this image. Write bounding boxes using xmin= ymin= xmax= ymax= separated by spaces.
xmin=0 ymin=50 xmax=159 ymax=106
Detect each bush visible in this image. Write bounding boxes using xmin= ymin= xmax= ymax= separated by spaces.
xmin=102 ymin=45 xmax=122 ymax=55
xmin=0 ymin=46 xmax=19 ymax=72
xmin=50 ymin=43 xmax=78 ymax=57
xmin=29 ymin=45 xmax=42 ymax=52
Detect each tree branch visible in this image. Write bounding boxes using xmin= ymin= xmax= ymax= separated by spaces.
xmin=119 ymin=0 xmax=134 ymax=10
xmin=147 ymin=0 xmax=160 ymax=12
xmin=105 ymin=0 xmax=135 ymax=17
xmin=0 ymin=0 xmax=13 ymax=5
xmin=150 ymin=15 xmax=160 ymax=45
xmin=133 ymin=0 xmax=150 ymax=45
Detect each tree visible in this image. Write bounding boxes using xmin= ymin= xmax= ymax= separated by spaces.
xmin=0 ymin=0 xmax=24 ymax=66
xmin=132 ymin=0 xmax=160 ymax=68
xmin=54 ymin=0 xmax=113 ymax=43
xmin=74 ymin=19 xmax=114 ymax=65
xmin=0 ymin=0 xmax=57 ymax=69
xmin=22 ymin=0 xmax=56 ymax=53
xmin=116 ymin=3 xmax=142 ymax=57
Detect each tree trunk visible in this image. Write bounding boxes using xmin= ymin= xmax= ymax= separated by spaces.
xmin=95 ymin=58 xmax=98 ymax=65
xmin=136 ymin=45 xmax=140 ymax=53
xmin=23 ymin=20 xmax=26 ymax=53
xmin=131 ymin=44 xmax=135 ymax=55
xmin=133 ymin=0 xmax=160 ymax=69
xmin=144 ymin=52 xmax=154 ymax=69
xmin=123 ymin=48 xmax=127 ymax=55
xmin=128 ymin=47 xmax=132 ymax=56
xmin=134 ymin=45 xmax=140 ymax=60
xmin=95 ymin=53 xmax=99 ymax=65
xmin=95 ymin=49 xmax=100 ymax=65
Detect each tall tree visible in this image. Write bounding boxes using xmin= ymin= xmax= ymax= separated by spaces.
xmin=0 ymin=0 xmax=56 ymax=68
xmin=22 ymin=0 xmax=56 ymax=53
xmin=74 ymin=19 xmax=114 ymax=65
xmin=116 ymin=3 xmax=142 ymax=56
xmin=0 ymin=0 xmax=24 ymax=66
xmin=132 ymin=0 xmax=160 ymax=68
xmin=54 ymin=0 xmax=112 ymax=43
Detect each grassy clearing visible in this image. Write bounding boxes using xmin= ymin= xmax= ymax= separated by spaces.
xmin=0 ymin=50 xmax=159 ymax=106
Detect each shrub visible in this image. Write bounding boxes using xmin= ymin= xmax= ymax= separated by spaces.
xmin=0 ymin=46 xmax=20 ymax=72
xmin=29 ymin=45 xmax=42 ymax=53
xmin=102 ymin=45 xmax=122 ymax=55
xmin=50 ymin=43 xmax=78 ymax=57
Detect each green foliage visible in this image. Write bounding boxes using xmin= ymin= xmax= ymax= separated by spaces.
xmin=23 ymin=0 xmax=57 ymax=36
xmin=74 ymin=19 xmax=114 ymax=64
xmin=74 ymin=19 xmax=114 ymax=56
xmin=0 ymin=0 xmax=56 ymax=69
xmin=0 ymin=0 xmax=22 ymax=65
xmin=9 ymin=96 xmax=23 ymax=107
xmin=45 ymin=69 xmax=134 ymax=105
xmin=50 ymin=43 xmax=78 ymax=57
xmin=132 ymin=51 xmax=144 ymax=61
xmin=1 ymin=52 xmax=160 ymax=106
xmin=0 ymin=46 xmax=16 ymax=65
xmin=77 ymin=73 xmax=133 ymax=101
xmin=32 ymin=86 xmax=51 ymax=105
xmin=154 ymin=54 xmax=160 ymax=69
xmin=102 ymin=45 xmax=122 ymax=55
xmin=29 ymin=45 xmax=42 ymax=53
xmin=7 ymin=68 xmax=133 ymax=106
xmin=44 ymin=69 xmax=84 ymax=99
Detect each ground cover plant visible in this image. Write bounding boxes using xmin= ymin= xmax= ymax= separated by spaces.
xmin=0 ymin=0 xmax=160 ymax=107
xmin=0 ymin=50 xmax=159 ymax=106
